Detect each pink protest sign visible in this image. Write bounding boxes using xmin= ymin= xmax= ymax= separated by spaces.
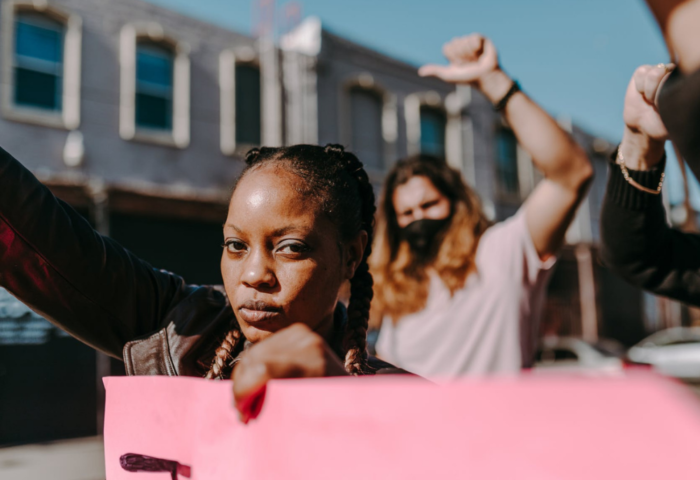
xmin=104 ymin=373 xmax=700 ymax=480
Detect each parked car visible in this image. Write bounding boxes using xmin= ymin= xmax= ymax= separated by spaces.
xmin=533 ymin=336 xmax=624 ymax=374
xmin=627 ymin=327 xmax=700 ymax=381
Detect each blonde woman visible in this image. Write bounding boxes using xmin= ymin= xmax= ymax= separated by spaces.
xmin=371 ymin=34 xmax=593 ymax=378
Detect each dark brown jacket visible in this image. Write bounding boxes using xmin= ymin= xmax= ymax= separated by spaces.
xmin=0 ymin=147 xmax=402 ymax=376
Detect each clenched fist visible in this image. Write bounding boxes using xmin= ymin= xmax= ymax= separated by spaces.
xmin=619 ymin=64 xmax=674 ymax=170
xmin=623 ymin=64 xmax=674 ymax=141
xmin=419 ymin=33 xmax=512 ymax=104
xmin=232 ymin=323 xmax=347 ymax=423
xmin=419 ymin=33 xmax=498 ymax=85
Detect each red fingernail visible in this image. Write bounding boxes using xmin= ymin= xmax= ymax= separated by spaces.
xmin=235 ymin=384 xmax=267 ymax=424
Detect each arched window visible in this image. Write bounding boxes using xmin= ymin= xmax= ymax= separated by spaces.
xmin=495 ymin=128 xmax=520 ymax=198
xmin=235 ymin=63 xmax=261 ymax=146
xmin=135 ymin=41 xmax=174 ymax=130
xmin=349 ymin=86 xmax=383 ymax=170
xmin=1 ymin=2 xmax=81 ymax=129
xmin=419 ymin=105 xmax=446 ymax=158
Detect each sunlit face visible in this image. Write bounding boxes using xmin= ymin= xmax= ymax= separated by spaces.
xmin=221 ymin=165 xmax=364 ymax=344
xmin=392 ymin=175 xmax=451 ymax=228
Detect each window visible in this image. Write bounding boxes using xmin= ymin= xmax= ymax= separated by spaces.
xmin=119 ymin=23 xmax=189 ymax=148
xmin=235 ymin=63 xmax=261 ymax=146
xmin=349 ymin=86 xmax=383 ymax=170
xmin=1 ymin=3 xmax=81 ymax=129
xmin=495 ymin=128 xmax=520 ymax=198
xmin=420 ymin=105 xmax=446 ymax=158
xmin=14 ymin=13 xmax=63 ymax=111
xmin=135 ymin=42 xmax=174 ymax=131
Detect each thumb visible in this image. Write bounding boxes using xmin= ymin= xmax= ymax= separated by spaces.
xmin=418 ymin=64 xmax=452 ymax=80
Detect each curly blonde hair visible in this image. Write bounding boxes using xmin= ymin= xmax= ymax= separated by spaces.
xmin=370 ymin=155 xmax=491 ymax=324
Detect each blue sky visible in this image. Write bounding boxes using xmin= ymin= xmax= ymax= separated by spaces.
xmin=144 ymin=0 xmax=696 ymax=205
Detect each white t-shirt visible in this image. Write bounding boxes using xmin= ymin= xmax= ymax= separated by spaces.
xmin=376 ymin=209 xmax=556 ymax=379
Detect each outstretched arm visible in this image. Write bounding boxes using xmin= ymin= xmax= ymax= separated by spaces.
xmin=600 ymin=64 xmax=700 ymax=304
xmin=0 ymin=146 xmax=190 ymax=358
xmin=420 ymin=34 xmax=592 ymax=259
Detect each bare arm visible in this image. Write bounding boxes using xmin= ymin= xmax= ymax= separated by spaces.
xmin=419 ymin=34 xmax=592 ymax=259
xmin=645 ymin=0 xmax=700 ymax=74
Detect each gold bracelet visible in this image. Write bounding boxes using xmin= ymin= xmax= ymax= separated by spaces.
xmin=616 ymin=151 xmax=664 ymax=195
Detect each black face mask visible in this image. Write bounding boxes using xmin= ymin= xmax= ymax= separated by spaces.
xmin=399 ymin=217 xmax=451 ymax=263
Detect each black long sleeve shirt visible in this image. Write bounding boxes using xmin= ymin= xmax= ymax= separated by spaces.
xmin=600 ymin=155 xmax=700 ymax=305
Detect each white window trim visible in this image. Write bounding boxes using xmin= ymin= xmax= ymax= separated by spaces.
xmin=405 ymin=90 xmax=461 ymax=166
xmin=219 ymin=48 xmax=261 ymax=156
xmin=339 ymin=73 xmax=397 ymax=177
xmin=1 ymin=0 xmax=81 ymax=130
xmin=119 ymin=22 xmax=190 ymax=149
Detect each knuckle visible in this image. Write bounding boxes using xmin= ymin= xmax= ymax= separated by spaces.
xmin=636 ymin=65 xmax=651 ymax=76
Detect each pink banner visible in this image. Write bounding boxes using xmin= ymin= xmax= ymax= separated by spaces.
xmin=104 ymin=373 xmax=700 ymax=479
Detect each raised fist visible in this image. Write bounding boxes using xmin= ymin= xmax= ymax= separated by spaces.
xmin=418 ymin=34 xmax=499 ymax=86
xmin=623 ymin=64 xmax=674 ymax=142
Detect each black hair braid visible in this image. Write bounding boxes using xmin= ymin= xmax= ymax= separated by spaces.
xmin=325 ymin=144 xmax=377 ymax=375
xmin=204 ymin=320 xmax=244 ymax=380
xmin=244 ymin=147 xmax=261 ymax=165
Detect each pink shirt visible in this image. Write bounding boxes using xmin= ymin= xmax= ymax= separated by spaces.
xmin=376 ymin=209 xmax=556 ymax=378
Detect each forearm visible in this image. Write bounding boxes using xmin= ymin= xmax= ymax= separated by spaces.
xmin=478 ymin=69 xmax=592 ymax=192
xmin=645 ymin=0 xmax=700 ymax=73
xmin=601 ymin=156 xmax=700 ymax=304
xmin=0 ymin=147 xmax=183 ymax=356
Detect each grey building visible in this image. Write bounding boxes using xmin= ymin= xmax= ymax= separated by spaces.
xmin=0 ymin=0 xmax=640 ymax=446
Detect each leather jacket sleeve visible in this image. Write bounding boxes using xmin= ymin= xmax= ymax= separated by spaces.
xmin=600 ymin=154 xmax=700 ymax=305
xmin=0 ymin=146 xmax=193 ymax=358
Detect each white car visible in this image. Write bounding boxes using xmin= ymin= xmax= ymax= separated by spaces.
xmin=627 ymin=327 xmax=700 ymax=381
xmin=533 ymin=336 xmax=624 ymax=374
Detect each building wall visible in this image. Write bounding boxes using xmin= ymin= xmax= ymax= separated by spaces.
xmin=0 ymin=0 xmax=254 ymax=191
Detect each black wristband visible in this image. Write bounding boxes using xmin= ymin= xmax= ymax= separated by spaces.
xmin=494 ymin=80 xmax=520 ymax=111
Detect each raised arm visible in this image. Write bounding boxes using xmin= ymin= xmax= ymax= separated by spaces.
xmin=0 ymin=146 xmax=191 ymax=357
xmin=419 ymin=34 xmax=592 ymax=259
xmin=600 ymin=64 xmax=700 ymax=304
xmin=644 ymin=0 xmax=700 ymax=74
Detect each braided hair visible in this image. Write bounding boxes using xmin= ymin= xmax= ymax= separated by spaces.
xmin=205 ymin=144 xmax=377 ymax=379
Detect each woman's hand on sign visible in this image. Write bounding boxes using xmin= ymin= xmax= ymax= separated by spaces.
xmin=232 ymin=323 xmax=347 ymax=423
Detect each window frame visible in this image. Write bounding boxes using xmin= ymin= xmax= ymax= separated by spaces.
xmin=1 ymin=1 xmax=81 ymax=130
xmin=219 ymin=49 xmax=263 ymax=156
xmin=405 ymin=90 xmax=464 ymax=164
xmin=119 ymin=22 xmax=190 ymax=149
xmin=339 ymin=74 xmax=397 ymax=181
xmin=134 ymin=42 xmax=175 ymax=131
xmin=418 ymin=104 xmax=448 ymax=159
xmin=493 ymin=125 xmax=522 ymax=202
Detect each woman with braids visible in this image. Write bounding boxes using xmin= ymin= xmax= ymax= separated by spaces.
xmin=0 ymin=143 xmax=406 ymax=419
xmin=371 ymin=34 xmax=593 ymax=378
